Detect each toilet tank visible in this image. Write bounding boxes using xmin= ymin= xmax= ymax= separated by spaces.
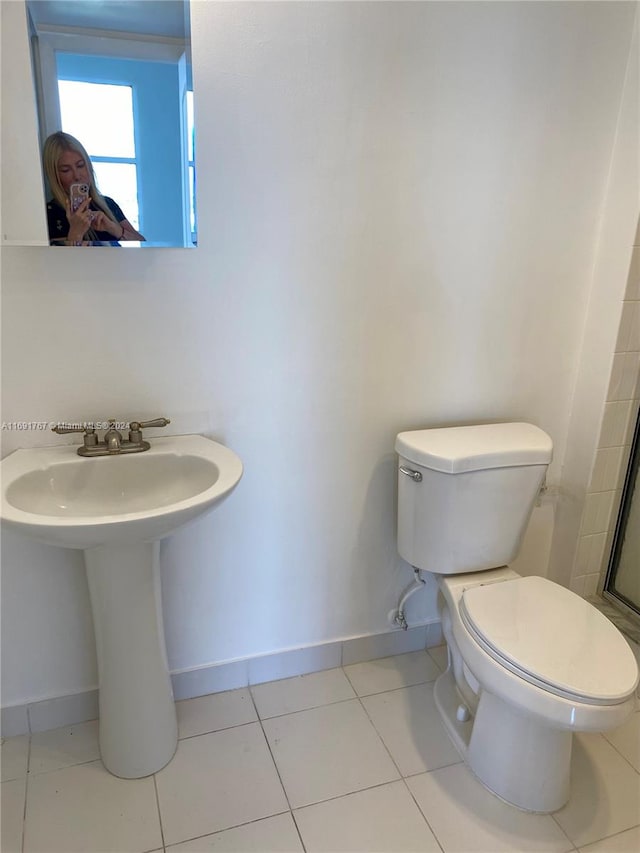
xmin=395 ymin=423 xmax=552 ymax=575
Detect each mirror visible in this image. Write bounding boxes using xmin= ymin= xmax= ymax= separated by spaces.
xmin=26 ymin=0 xmax=196 ymax=248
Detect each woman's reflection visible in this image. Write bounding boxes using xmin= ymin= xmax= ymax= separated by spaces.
xmin=43 ymin=132 xmax=145 ymax=246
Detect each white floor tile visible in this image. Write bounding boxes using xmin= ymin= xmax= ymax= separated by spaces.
xmin=603 ymin=711 xmax=640 ymax=772
xmin=553 ymin=733 xmax=640 ymax=848
xmin=407 ymin=764 xmax=574 ymax=853
xmin=155 ymin=722 xmax=288 ymax=847
xmin=294 ymin=780 xmax=441 ymax=852
xmin=167 ymin=813 xmax=304 ymax=852
xmin=1 ymin=778 xmax=26 ymax=853
xmin=579 ymin=826 xmax=640 ymax=852
xmin=15 ymin=654 xmax=640 ymax=853
xmin=1 ymin=734 xmax=29 ymax=781
xmin=361 ymin=683 xmax=461 ymax=776
xmin=24 ymin=759 xmax=162 ymax=853
xmin=344 ymin=651 xmax=440 ymax=696
xmin=262 ymin=699 xmax=399 ymax=808
xmin=251 ymin=668 xmax=355 ymax=719
xmin=29 ymin=720 xmax=100 ymax=774
xmin=177 ymin=687 xmax=257 ymax=739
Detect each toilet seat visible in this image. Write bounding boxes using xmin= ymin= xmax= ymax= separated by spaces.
xmin=459 ymin=576 xmax=638 ymax=706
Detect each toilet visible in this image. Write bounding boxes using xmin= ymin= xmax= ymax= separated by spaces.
xmin=395 ymin=422 xmax=638 ymax=813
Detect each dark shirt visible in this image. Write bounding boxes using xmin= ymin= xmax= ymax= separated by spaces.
xmin=47 ymin=196 xmax=126 ymax=244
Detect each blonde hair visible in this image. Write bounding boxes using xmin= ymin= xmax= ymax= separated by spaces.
xmin=42 ymin=132 xmax=118 ymax=237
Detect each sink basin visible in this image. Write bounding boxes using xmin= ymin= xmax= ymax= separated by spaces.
xmin=1 ymin=434 xmax=242 ymax=548
xmin=0 ymin=434 xmax=243 ymax=779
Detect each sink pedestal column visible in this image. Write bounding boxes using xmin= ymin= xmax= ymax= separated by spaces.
xmin=84 ymin=541 xmax=178 ymax=778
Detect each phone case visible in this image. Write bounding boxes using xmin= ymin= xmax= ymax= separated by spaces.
xmin=70 ymin=183 xmax=89 ymax=212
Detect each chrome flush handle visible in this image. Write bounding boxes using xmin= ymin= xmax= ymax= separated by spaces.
xmin=399 ymin=465 xmax=422 ymax=482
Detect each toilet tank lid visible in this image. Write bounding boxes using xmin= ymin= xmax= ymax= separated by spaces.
xmin=395 ymin=422 xmax=553 ymax=473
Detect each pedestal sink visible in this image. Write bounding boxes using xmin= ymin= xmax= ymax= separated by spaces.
xmin=1 ymin=435 xmax=243 ymax=778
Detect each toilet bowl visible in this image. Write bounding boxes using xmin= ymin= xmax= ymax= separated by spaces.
xmin=395 ymin=422 xmax=639 ymax=813
xmin=434 ymin=568 xmax=638 ymax=812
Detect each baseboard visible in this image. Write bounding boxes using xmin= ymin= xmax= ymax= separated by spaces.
xmin=1 ymin=620 xmax=442 ymax=738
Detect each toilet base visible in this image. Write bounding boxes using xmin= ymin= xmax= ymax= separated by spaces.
xmin=434 ymin=669 xmax=572 ymax=813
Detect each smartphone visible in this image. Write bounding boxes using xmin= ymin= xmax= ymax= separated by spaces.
xmin=70 ymin=183 xmax=90 ymax=212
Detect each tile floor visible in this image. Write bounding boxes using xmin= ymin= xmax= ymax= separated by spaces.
xmin=2 ymin=648 xmax=640 ymax=853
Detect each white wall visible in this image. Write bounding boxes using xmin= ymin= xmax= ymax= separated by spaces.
xmin=1 ymin=1 xmax=48 ymax=244
xmin=1 ymin=1 xmax=637 ymax=707
xmin=549 ymin=16 xmax=640 ymax=590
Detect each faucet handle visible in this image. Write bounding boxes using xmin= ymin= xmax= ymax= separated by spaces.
xmin=51 ymin=423 xmax=98 ymax=449
xmin=52 ymin=424 xmax=96 ymax=435
xmin=129 ymin=417 xmax=171 ymax=430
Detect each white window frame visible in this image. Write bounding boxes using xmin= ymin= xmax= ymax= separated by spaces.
xmin=32 ymin=26 xmax=185 ymax=144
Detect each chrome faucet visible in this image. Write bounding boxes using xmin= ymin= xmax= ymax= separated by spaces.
xmin=52 ymin=417 xmax=170 ymax=457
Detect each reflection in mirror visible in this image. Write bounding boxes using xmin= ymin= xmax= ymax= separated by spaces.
xmin=26 ymin=0 xmax=196 ymax=248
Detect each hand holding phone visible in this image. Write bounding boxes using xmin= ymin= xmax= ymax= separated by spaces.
xmin=69 ymin=183 xmax=96 ymax=224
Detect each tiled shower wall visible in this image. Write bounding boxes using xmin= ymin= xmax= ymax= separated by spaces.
xmin=571 ymin=220 xmax=640 ymax=599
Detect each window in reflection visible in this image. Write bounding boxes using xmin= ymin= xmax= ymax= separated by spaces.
xmin=92 ymin=163 xmax=140 ymax=231
xmin=186 ymin=89 xmax=196 ymax=240
xmin=58 ymin=80 xmax=141 ymax=230
xmin=58 ymin=80 xmax=135 ymax=157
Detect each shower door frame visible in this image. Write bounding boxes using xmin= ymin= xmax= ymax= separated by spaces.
xmin=603 ymin=404 xmax=640 ymax=622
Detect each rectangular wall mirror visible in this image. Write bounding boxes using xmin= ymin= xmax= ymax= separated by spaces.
xmin=25 ymin=0 xmax=196 ymax=248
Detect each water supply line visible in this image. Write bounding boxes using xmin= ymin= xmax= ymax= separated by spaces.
xmin=393 ymin=568 xmax=426 ymax=630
